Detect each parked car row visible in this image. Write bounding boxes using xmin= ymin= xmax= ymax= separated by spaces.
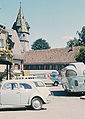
xmin=23 ymin=70 xmax=61 ymax=86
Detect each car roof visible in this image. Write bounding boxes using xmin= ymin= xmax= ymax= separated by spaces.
xmin=1 ymin=79 xmax=44 ymax=84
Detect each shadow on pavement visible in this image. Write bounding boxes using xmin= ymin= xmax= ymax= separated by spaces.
xmin=0 ymin=106 xmax=47 ymax=112
xmin=0 ymin=107 xmax=27 ymax=112
xmin=51 ymin=90 xmax=85 ymax=97
xmin=51 ymin=91 xmax=67 ymax=96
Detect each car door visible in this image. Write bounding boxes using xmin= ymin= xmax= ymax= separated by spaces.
xmin=1 ymin=82 xmax=20 ymax=105
xmin=19 ymin=82 xmax=33 ymax=104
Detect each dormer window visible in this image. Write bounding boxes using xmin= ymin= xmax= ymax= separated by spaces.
xmin=0 ymin=39 xmax=4 ymax=48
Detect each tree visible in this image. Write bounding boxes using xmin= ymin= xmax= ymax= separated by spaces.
xmin=67 ymin=37 xmax=80 ymax=48
xmin=77 ymin=26 xmax=85 ymax=46
xmin=31 ymin=38 xmax=51 ymax=50
xmin=75 ymin=46 xmax=85 ymax=64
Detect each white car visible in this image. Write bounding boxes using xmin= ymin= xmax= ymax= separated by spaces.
xmin=0 ymin=79 xmax=51 ymax=110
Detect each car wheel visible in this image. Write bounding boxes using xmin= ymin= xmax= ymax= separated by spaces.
xmin=31 ymin=98 xmax=42 ymax=110
xmin=53 ymin=81 xmax=58 ymax=86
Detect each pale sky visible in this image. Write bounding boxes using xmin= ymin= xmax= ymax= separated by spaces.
xmin=0 ymin=0 xmax=85 ymax=49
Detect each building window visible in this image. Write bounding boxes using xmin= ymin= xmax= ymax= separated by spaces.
xmin=0 ymin=39 xmax=4 ymax=48
xmin=15 ymin=64 xmax=20 ymax=70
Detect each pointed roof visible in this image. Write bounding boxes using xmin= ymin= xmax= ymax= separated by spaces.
xmin=12 ymin=4 xmax=30 ymax=33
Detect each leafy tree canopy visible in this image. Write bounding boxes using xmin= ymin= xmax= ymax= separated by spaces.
xmin=75 ymin=46 xmax=85 ymax=64
xmin=31 ymin=38 xmax=51 ymax=50
xmin=66 ymin=26 xmax=85 ymax=48
xmin=77 ymin=26 xmax=85 ymax=46
xmin=67 ymin=37 xmax=80 ymax=48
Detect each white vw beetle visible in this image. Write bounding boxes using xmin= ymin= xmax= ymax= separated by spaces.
xmin=0 ymin=79 xmax=50 ymax=110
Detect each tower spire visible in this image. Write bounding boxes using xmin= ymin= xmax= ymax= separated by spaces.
xmin=12 ymin=4 xmax=30 ymax=52
xmin=12 ymin=3 xmax=30 ymax=33
xmin=20 ymin=1 xmax=21 ymax=8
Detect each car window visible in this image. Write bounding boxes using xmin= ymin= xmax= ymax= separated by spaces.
xmin=50 ymin=74 xmax=57 ymax=78
xmin=33 ymin=81 xmax=45 ymax=87
xmin=11 ymin=83 xmax=18 ymax=90
xmin=2 ymin=83 xmax=18 ymax=90
xmin=75 ymin=80 xmax=78 ymax=86
xmin=19 ymin=83 xmax=32 ymax=89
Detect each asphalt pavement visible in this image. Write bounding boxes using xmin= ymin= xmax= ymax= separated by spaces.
xmin=0 ymin=85 xmax=85 ymax=119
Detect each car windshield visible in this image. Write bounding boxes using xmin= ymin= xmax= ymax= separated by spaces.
xmin=66 ymin=70 xmax=77 ymax=77
xmin=33 ymin=81 xmax=45 ymax=87
xmin=50 ymin=74 xmax=57 ymax=78
xmin=2 ymin=83 xmax=18 ymax=90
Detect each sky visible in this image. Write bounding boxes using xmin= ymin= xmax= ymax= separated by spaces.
xmin=0 ymin=0 xmax=85 ymax=49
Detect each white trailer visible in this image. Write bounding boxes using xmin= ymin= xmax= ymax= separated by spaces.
xmin=61 ymin=62 xmax=85 ymax=93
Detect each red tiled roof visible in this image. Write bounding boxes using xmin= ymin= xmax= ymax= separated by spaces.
xmin=24 ymin=47 xmax=80 ymax=65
